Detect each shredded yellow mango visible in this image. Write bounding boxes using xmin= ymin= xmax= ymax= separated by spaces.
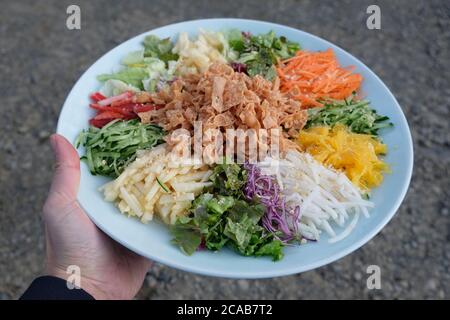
xmin=297 ymin=125 xmax=389 ymax=191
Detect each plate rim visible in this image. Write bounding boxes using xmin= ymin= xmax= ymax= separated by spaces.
xmin=57 ymin=18 xmax=414 ymax=279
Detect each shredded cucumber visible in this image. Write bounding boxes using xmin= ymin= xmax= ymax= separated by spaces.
xmin=306 ymin=97 xmax=392 ymax=136
xmin=75 ymin=119 xmax=165 ymax=177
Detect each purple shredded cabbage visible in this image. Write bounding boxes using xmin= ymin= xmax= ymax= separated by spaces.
xmin=244 ymin=163 xmax=300 ymax=243
xmin=156 ymin=80 xmax=166 ymax=92
xmin=242 ymin=31 xmax=252 ymax=40
xmin=167 ymin=76 xmax=178 ymax=85
xmin=156 ymin=77 xmax=178 ymax=92
xmin=231 ymin=62 xmax=247 ymax=74
xmin=197 ymin=238 xmax=206 ymax=251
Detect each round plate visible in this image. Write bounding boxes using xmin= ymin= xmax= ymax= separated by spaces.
xmin=57 ymin=18 xmax=413 ymax=278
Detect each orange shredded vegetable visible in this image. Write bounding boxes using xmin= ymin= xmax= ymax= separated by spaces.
xmin=297 ymin=125 xmax=389 ymax=191
xmin=277 ymin=49 xmax=363 ymax=108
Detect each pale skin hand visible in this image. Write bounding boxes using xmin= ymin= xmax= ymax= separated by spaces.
xmin=42 ymin=134 xmax=151 ymax=300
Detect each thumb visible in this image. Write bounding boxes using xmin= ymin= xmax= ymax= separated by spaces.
xmin=48 ymin=134 xmax=80 ymax=204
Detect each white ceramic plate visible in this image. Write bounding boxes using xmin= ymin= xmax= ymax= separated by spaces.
xmin=57 ymin=19 xmax=413 ymax=279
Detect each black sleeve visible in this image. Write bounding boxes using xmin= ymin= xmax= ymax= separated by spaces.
xmin=20 ymin=276 xmax=95 ymax=300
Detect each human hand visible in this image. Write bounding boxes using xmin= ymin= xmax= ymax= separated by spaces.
xmin=42 ymin=134 xmax=151 ymax=300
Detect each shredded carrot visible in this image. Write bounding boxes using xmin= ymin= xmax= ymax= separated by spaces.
xmin=277 ymin=49 xmax=363 ymax=108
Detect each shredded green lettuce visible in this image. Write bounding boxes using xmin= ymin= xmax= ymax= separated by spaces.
xmin=99 ymin=79 xmax=140 ymax=97
xmin=97 ymin=35 xmax=178 ymax=93
xmin=143 ymin=35 xmax=179 ymax=64
xmin=97 ymin=67 xmax=149 ymax=89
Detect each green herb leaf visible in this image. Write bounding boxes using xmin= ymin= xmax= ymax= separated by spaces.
xmin=170 ymin=221 xmax=202 ymax=256
xmin=232 ymin=30 xmax=300 ymax=80
xmin=255 ymin=240 xmax=284 ymax=261
xmin=209 ymin=163 xmax=247 ymax=197
xmin=206 ymin=195 xmax=236 ymax=215
xmin=156 ymin=177 xmax=170 ymax=193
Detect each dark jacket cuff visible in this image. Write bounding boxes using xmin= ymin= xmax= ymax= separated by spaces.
xmin=20 ymin=276 xmax=95 ymax=300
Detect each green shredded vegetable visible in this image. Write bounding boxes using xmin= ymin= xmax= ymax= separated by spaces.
xmin=75 ymin=119 xmax=165 ymax=178
xmin=229 ymin=30 xmax=300 ymax=80
xmin=170 ymin=163 xmax=284 ymax=261
xmin=156 ymin=176 xmax=170 ymax=193
xmin=97 ymin=35 xmax=178 ymax=92
xmin=306 ymin=96 xmax=393 ymax=136
xmin=143 ymin=35 xmax=179 ymax=64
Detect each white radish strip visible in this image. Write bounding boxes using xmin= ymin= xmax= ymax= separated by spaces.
xmin=259 ymin=150 xmax=373 ymax=243
xmin=329 ymin=212 xmax=360 ymax=244
xmin=120 ymin=187 xmax=143 ymax=217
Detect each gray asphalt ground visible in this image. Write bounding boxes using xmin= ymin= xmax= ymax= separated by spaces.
xmin=0 ymin=0 xmax=449 ymax=299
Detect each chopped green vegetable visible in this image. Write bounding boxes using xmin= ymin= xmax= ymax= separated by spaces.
xmin=225 ymin=199 xmax=283 ymax=260
xmin=143 ymin=35 xmax=179 ymax=64
xmin=170 ymin=219 xmax=202 ymax=256
xmin=229 ymin=30 xmax=300 ymax=80
xmin=99 ymin=79 xmax=140 ymax=97
xmin=209 ymin=162 xmax=247 ymax=197
xmin=306 ymin=96 xmax=393 ymax=136
xmin=75 ymin=119 xmax=165 ymax=177
xmin=97 ymin=35 xmax=178 ymax=93
xmin=156 ymin=177 xmax=170 ymax=193
xmin=227 ymin=29 xmax=246 ymax=52
xmin=223 ymin=202 xmax=263 ymax=249
xmin=121 ymin=50 xmax=145 ymax=66
xmin=206 ymin=195 xmax=236 ymax=215
xmin=97 ymin=67 xmax=149 ymax=89
xmin=170 ymin=164 xmax=284 ymax=261
xmin=254 ymin=240 xmax=284 ymax=261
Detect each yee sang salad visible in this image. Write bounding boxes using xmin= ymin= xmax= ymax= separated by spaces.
xmin=75 ymin=29 xmax=392 ymax=261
